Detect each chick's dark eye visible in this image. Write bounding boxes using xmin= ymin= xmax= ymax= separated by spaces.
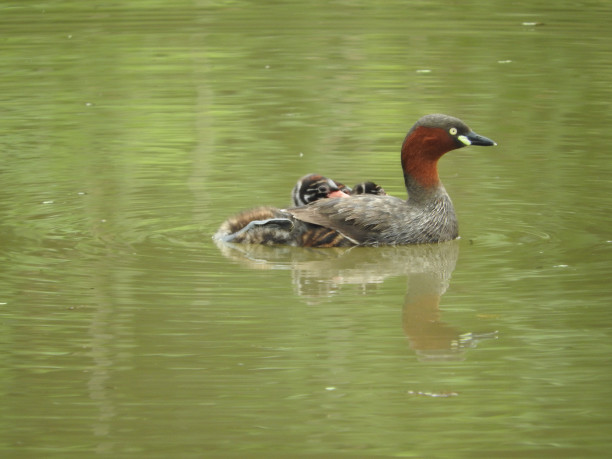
xmin=318 ymin=185 xmax=330 ymax=193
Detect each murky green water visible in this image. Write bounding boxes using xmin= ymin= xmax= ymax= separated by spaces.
xmin=2 ymin=1 xmax=612 ymax=457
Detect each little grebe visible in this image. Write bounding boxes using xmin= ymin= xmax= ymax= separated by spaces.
xmin=215 ymin=114 xmax=495 ymax=247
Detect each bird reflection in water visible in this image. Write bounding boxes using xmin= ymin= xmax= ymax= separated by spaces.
xmin=402 ymin=270 xmax=498 ymax=361
xmin=215 ymin=239 xmax=497 ymax=361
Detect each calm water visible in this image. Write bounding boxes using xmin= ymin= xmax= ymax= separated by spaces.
xmin=2 ymin=1 xmax=612 ymax=457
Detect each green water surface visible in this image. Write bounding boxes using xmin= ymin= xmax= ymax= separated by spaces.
xmin=1 ymin=1 xmax=612 ymax=457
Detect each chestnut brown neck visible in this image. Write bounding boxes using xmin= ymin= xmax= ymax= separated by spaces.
xmin=401 ymin=126 xmax=457 ymax=193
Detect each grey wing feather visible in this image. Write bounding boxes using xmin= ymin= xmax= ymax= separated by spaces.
xmin=287 ymin=195 xmax=407 ymax=244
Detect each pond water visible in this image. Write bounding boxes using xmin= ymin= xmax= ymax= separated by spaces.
xmin=2 ymin=0 xmax=612 ymax=457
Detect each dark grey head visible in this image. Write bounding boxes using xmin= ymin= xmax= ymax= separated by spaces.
xmin=409 ymin=114 xmax=497 ymax=149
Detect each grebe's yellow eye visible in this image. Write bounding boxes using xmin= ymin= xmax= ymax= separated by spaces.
xmin=449 ymin=127 xmax=458 ymax=135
